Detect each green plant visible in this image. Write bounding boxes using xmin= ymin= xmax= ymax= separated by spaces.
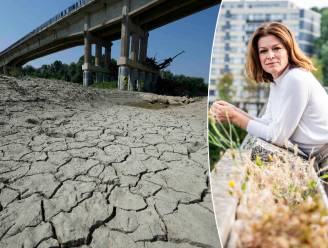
xmin=8 ymin=67 xmax=22 ymax=77
xmin=92 ymin=81 xmax=117 ymax=89
xmin=208 ymin=114 xmax=247 ymax=170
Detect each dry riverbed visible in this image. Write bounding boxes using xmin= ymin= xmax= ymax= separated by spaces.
xmin=0 ymin=75 xmax=220 ymax=248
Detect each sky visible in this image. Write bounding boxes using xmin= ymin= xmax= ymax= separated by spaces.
xmin=0 ymin=1 xmax=220 ymax=83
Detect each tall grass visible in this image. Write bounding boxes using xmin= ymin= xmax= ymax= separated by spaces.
xmin=208 ymin=114 xmax=247 ymax=170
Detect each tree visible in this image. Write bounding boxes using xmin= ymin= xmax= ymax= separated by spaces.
xmin=311 ymin=56 xmax=324 ymax=84
xmin=320 ymin=43 xmax=328 ymax=86
xmin=216 ymin=73 xmax=235 ymax=101
xmin=156 ymin=70 xmax=207 ymax=96
xmin=313 ymin=8 xmax=328 ymax=85
xmin=21 ymin=56 xmax=119 ymax=85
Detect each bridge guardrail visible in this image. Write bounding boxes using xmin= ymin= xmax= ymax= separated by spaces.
xmin=0 ymin=0 xmax=94 ymax=56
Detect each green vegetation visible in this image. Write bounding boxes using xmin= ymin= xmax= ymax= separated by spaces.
xmin=22 ymin=56 xmax=118 ymax=84
xmin=20 ymin=57 xmax=207 ymax=97
xmin=312 ymin=7 xmax=328 ymax=86
xmin=216 ymin=73 xmax=235 ymax=101
xmin=209 ymin=73 xmax=246 ymax=169
xmin=156 ymin=71 xmax=207 ymax=97
xmin=92 ymin=81 xmax=117 ymax=89
xmin=208 ymin=115 xmax=247 ymax=170
xmin=7 ymin=67 xmax=22 ymax=78
xmin=311 ymin=56 xmax=324 ymax=83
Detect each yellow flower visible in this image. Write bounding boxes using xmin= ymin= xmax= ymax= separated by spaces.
xmin=228 ymin=180 xmax=236 ymax=188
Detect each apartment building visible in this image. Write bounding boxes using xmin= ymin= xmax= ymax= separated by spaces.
xmin=209 ymin=0 xmax=321 ymax=103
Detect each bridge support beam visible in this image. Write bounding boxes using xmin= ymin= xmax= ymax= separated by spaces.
xmin=1 ymin=65 xmax=22 ymax=77
xmin=82 ymin=31 xmax=113 ymax=86
xmin=118 ymin=9 xmax=130 ymax=91
xmin=83 ymin=32 xmax=92 ymax=87
xmin=95 ymin=44 xmax=102 ymax=83
xmin=118 ymin=6 xmax=158 ymax=92
xmin=104 ymin=43 xmax=112 ymax=82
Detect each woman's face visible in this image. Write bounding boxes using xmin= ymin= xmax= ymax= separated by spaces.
xmin=258 ymin=34 xmax=289 ymax=79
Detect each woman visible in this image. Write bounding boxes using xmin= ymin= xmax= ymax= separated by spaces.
xmin=210 ymin=22 xmax=328 ymax=175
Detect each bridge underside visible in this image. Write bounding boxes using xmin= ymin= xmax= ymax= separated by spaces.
xmin=0 ymin=0 xmax=221 ymax=90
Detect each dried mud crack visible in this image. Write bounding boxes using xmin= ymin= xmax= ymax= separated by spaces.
xmin=0 ymin=75 xmax=220 ymax=248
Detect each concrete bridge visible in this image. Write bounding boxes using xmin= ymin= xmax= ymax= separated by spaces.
xmin=0 ymin=0 xmax=220 ymax=89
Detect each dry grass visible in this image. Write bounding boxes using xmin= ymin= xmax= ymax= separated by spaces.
xmin=231 ymin=151 xmax=328 ymax=248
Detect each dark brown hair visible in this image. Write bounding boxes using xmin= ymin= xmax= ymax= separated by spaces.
xmin=246 ymin=22 xmax=315 ymax=83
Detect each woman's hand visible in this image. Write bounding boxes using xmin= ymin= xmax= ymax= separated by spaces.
xmin=210 ymin=100 xmax=250 ymax=129
xmin=210 ymin=100 xmax=236 ymax=123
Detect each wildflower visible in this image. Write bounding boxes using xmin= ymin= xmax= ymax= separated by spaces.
xmin=267 ymin=154 xmax=274 ymax=162
xmin=229 ymin=180 xmax=236 ymax=188
xmin=255 ymin=155 xmax=263 ymax=167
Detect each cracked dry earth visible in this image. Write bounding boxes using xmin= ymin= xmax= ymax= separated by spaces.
xmin=0 ymin=75 xmax=220 ymax=248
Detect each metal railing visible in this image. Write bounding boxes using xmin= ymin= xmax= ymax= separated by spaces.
xmin=0 ymin=0 xmax=94 ymax=56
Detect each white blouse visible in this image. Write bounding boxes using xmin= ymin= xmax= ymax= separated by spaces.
xmin=247 ymin=67 xmax=328 ymax=155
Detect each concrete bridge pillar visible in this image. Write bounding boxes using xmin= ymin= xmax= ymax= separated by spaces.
xmin=117 ymin=2 xmax=159 ymax=92
xmin=119 ymin=66 xmax=129 ymax=90
xmin=83 ymin=32 xmax=92 ymax=86
xmin=138 ymin=32 xmax=148 ymax=91
xmin=95 ymin=44 xmax=102 ymax=83
xmin=103 ymin=43 xmax=112 ymax=82
xmin=118 ymin=8 xmax=130 ymax=90
xmin=129 ymin=33 xmax=139 ymax=91
xmin=139 ymin=33 xmax=148 ymax=63
xmin=138 ymin=71 xmax=145 ymax=91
